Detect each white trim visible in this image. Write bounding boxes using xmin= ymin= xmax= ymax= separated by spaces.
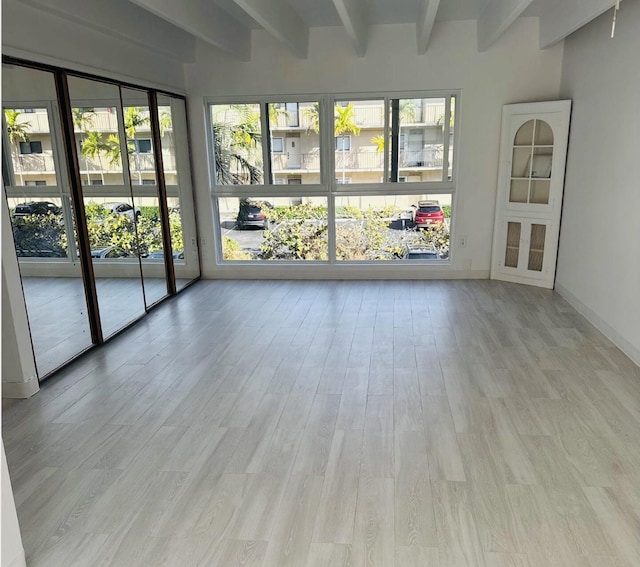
xmin=203 ymin=265 xmax=488 ymax=280
xmin=555 ymin=283 xmax=640 ymax=368
xmin=2 ymin=376 xmax=40 ymax=399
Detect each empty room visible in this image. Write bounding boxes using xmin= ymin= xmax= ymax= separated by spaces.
xmin=2 ymin=0 xmax=639 ymax=566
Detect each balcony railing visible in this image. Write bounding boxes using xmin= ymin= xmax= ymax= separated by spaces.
xmin=14 ymin=153 xmax=56 ymax=173
xmin=398 ymin=146 xmax=444 ymax=168
xmin=271 ymin=152 xmax=320 ymax=171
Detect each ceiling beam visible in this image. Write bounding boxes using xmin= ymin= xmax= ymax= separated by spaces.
xmin=129 ymin=0 xmax=251 ymax=60
xmin=538 ymin=0 xmax=618 ymax=48
xmin=417 ymin=0 xmax=441 ymax=55
xmin=21 ymin=0 xmax=196 ymax=62
xmin=332 ymin=0 xmax=369 ymax=57
xmin=233 ymin=0 xmax=308 ymax=59
xmin=477 ymin=0 xmax=534 ymax=52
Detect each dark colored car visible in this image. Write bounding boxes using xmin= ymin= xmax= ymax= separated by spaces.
xmin=237 ymin=199 xmax=272 ymax=229
xmin=414 ymin=200 xmax=445 ymax=228
xmin=90 ymin=246 xmax=130 ymax=259
xmin=405 ymin=246 xmax=440 ymax=260
xmin=146 ymin=249 xmax=184 ymax=260
xmin=13 ymin=201 xmax=62 ymax=218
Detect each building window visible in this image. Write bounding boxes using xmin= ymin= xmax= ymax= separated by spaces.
xmin=336 ymin=177 xmax=352 ymax=184
xmin=25 ymin=180 xmax=47 ymax=186
xmin=91 ymin=180 xmax=104 ymax=185
xmin=19 ymin=141 xmax=43 ymax=154
xmin=335 ymin=136 xmax=351 ymax=151
xmin=287 ymin=177 xmax=302 ymax=184
xmin=272 ymin=137 xmax=284 ymax=153
xmin=134 ymin=139 xmax=152 ymax=154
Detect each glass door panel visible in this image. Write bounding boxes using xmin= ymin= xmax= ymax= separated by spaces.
xmin=158 ymin=95 xmax=200 ymax=291
xmin=121 ymin=87 xmax=168 ymax=307
xmin=68 ymin=77 xmax=146 ymax=339
xmin=504 ymin=221 xmax=521 ymax=268
xmin=3 ymin=65 xmax=92 ymax=377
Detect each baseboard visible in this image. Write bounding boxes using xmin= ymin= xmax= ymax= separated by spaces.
xmin=555 ymin=283 xmax=640 ymax=367
xmin=4 ymin=549 xmax=27 ymax=567
xmin=202 ymin=266 xmax=490 ymax=281
xmin=2 ymin=376 xmax=40 ymax=399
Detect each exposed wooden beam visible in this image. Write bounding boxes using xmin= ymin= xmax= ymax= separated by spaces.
xmin=417 ymin=0 xmax=441 ymax=55
xmin=539 ymin=0 xmax=618 ymax=48
xmin=332 ymin=0 xmax=369 ymax=57
xmin=233 ymin=0 xmax=308 ymax=59
xmin=129 ymin=0 xmax=251 ymax=61
xmin=477 ymin=0 xmax=534 ymax=52
xmin=22 ymin=0 xmax=196 ymax=62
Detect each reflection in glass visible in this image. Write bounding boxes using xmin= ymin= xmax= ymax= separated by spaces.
xmin=4 ymin=106 xmax=58 ymax=186
xmin=3 ymin=64 xmax=91 ymax=376
xmin=158 ymin=95 xmax=199 ymax=291
xmin=334 ymin=194 xmax=451 ymax=261
xmin=218 ymin=196 xmax=328 ymax=261
xmin=211 ymin=103 xmax=263 ymax=185
xmin=68 ymin=78 xmax=147 ymax=339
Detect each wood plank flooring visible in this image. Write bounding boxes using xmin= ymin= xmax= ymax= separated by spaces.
xmin=3 ymin=279 xmax=639 ymax=566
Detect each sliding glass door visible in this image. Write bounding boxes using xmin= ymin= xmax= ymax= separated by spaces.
xmin=2 ymin=58 xmax=200 ymax=378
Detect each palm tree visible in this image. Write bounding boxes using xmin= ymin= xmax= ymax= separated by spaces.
xmin=124 ymin=107 xmax=150 ymax=184
xmin=212 ymin=105 xmax=263 ymax=185
xmin=80 ymin=131 xmax=107 ymax=185
xmin=4 ymin=109 xmax=31 ymax=185
xmin=335 ymin=104 xmax=361 ymax=184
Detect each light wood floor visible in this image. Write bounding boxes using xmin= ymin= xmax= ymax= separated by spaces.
xmin=3 ymin=279 xmax=639 ymax=566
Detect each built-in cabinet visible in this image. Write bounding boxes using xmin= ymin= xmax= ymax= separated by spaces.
xmin=491 ymin=101 xmax=571 ymax=289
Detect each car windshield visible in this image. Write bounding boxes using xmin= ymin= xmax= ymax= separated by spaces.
xmin=418 ymin=206 xmax=441 ymax=213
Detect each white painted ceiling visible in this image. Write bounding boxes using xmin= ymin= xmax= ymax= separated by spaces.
xmin=15 ymin=0 xmax=619 ymax=63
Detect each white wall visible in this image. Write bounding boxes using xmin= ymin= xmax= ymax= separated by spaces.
xmin=556 ymin=0 xmax=640 ymax=365
xmin=185 ymin=18 xmax=564 ymax=279
xmin=2 ymin=0 xmax=186 ymax=93
xmin=1 ymin=444 xmax=26 ymax=567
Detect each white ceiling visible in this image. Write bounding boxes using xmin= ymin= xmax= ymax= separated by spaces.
xmin=16 ymin=0 xmax=620 ymax=63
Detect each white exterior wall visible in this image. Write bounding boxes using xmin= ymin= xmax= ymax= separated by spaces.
xmin=556 ymin=0 xmax=640 ymax=365
xmin=185 ymin=18 xmax=564 ymax=279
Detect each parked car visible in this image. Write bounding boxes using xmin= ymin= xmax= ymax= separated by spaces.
xmin=414 ymin=200 xmax=444 ymax=228
xmin=146 ymin=249 xmax=184 ymax=260
xmin=104 ymin=202 xmax=141 ymax=220
xmin=12 ymin=201 xmax=62 ymax=218
xmin=407 ymin=246 xmax=440 ymax=260
xmin=237 ymin=199 xmax=272 ymax=229
xmin=90 ymin=246 xmax=131 ymax=259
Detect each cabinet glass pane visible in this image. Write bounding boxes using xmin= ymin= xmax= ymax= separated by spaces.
xmin=514 ymin=120 xmax=534 ymax=145
xmin=531 ymin=147 xmax=552 ymax=178
xmin=528 ymin=223 xmax=546 ymax=271
xmin=530 ymin=180 xmax=550 ymax=204
xmin=511 ymin=147 xmax=532 ymax=177
xmin=504 ymin=221 xmax=521 ymax=268
xmin=509 ymin=180 xmax=529 ymax=203
xmin=534 ymin=120 xmax=554 ymax=145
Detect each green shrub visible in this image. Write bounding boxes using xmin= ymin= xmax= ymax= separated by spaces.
xmin=442 ymin=204 xmax=451 ymax=218
xmin=222 ymin=236 xmax=252 ymax=260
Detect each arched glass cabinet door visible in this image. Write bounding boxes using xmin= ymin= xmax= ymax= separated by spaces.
xmin=491 ymin=100 xmax=571 ymax=290
xmin=509 ymin=119 xmax=554 ymax=208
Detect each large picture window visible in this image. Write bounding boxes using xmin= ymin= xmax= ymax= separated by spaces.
xmin=208 ymin=91 xmax=458 ymax=264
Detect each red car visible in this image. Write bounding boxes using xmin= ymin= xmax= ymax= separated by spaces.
xmin=414 ymin=200 xmax=444 ymax=228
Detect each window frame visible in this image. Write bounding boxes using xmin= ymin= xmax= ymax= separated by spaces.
xmin=205 ymin=90 xmax=460 ymax=267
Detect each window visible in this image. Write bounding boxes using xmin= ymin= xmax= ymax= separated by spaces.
xmin=134 ymin=139 xmax=152 ymax=153
xmin=91 ymin=179 xmax=103 ymax=185
xmin=19 ymin=141 xmax=43 ymax=154
xmin=335 ymin=136 xmax=351 ymax=152
xmin=209 ymin=91 xmax=457 ymax=266
xmin=25 ymin=180 xmax=47 ymax=186
xmin=217 ymin=196 xmax=328 ymax=261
